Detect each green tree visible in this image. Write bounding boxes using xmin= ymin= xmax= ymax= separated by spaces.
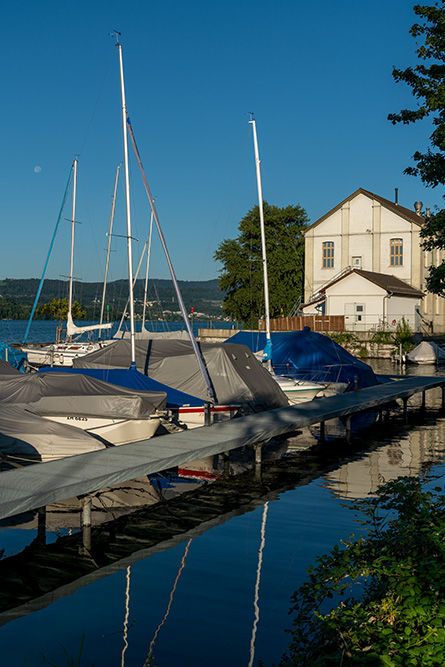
xmin=388 ymin=1 xmax=445 ymax=294
xmin=36 ymin=298 xmax=86 ymax=322
xmin=214 ymin=203 xmax=308 ymax=327
xmin=279 ymin=475 xmax=445 ymax=666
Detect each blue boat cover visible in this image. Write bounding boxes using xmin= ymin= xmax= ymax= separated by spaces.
xmin=0 ymin=344 xmax=28 ymax=372
xmin=37 ymin=367 xmax=204 ymax=408
xmin=226 ymin=328 xmax=379 ymax=390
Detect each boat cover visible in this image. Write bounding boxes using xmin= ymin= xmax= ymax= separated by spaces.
xmin=0 ymin=344 xmax=28 ymax=372
xmin=0 ymin=371 xmax=167 ymax=419
xmin=0 ymin=359 xmax=22 ymax=375
xmin=72 ymin=339 xmax=289 ymax=410
xmin=0 ymin=404 xmax=105 ymax=462
xmin=226 ymin=328 xmax=379 ymax=390
xmin=407 ymin=341 xmax=445 ymax=365
xmin=38 ymin=367 xmax=204 ymax=408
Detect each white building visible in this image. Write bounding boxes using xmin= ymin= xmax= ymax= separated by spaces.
xmin=302 ymin=188 xmax=444 ymax=332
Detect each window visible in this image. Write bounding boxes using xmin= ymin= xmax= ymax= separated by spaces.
xmin=322 ymin=241 xmax=334 ymax=268
xmin=390 ymin=238 xmax=403 ymax=266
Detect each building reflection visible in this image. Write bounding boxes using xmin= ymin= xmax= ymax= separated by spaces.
xmin=323 ymin=418 xmax=445 ymax=498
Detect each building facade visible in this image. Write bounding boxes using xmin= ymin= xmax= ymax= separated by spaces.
xmin=303 ymin=188 xmax=444 ymax=332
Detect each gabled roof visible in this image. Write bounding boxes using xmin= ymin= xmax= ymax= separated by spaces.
xmin=304 ymin=188 xmax=425 ymax=233
xmin=319 ymin=268 xmax=424 ymax=299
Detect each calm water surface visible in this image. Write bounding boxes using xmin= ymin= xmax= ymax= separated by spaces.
xmin=1 ymin=324 xmax=445 ymax=666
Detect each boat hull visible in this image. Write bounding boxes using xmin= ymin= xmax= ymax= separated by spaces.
xmin=43 ymin=415 xmax=161 ymax=445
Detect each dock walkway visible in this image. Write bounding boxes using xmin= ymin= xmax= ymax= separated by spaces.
xmin=0 ymin=374 xmax=444 ymax=521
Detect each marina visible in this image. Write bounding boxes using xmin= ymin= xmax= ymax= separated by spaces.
xmin=0 ymin=373 xmax=444 ymax=521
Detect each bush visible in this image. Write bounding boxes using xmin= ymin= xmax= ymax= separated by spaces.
xmin=278 ymin=475 xmax=445 ymax=666
xmin=393 ymin=318 xmax=414 ymax=354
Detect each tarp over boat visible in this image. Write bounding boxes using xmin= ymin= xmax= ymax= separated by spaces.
xmin=38 ymin=367 xmax=205 ymax=409
xmin=0 ymin=404 xmax=105 ymax=462
xmin=0 ymin=344 xmax=27 ymax=372
xmin=226 ymin=328 xmax=379 ymax=390
xmin=72 ymin=339 xmax=289 ymax=410
xmin=406 ymin=341 xmax=445 ymax=365
xmin=0 ymin=368 xmax=167 ymax=419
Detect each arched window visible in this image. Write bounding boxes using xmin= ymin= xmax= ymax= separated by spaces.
xmin=390 ymin=238 xmax=403 ymax=266
xmin=322 ymin=241 xmax=334 ymax=268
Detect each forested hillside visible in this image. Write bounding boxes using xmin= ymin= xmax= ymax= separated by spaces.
xmin=0 ymin=278 xmax=225 ymax=321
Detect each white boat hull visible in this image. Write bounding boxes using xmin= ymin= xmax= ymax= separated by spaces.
xmin=273 ymin=376 xmax=325 ymax=405
xmin=43 ymin=414 xmax=161 ymax=445
xmin=22 ymin=341 xmax=114 ymax=367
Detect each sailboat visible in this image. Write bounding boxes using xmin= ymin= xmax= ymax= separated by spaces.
xmin=21 ymin=158 xmax=113 ymax=368
xmin=248 ymin=115 xmax=326 ymax=405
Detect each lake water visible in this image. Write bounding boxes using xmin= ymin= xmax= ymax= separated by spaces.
xmin=1 ymin=323 xmax=445 ymax=666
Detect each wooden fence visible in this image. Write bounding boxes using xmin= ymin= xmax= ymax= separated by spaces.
xmin=259 ymin=315 xmax=345 ymax=332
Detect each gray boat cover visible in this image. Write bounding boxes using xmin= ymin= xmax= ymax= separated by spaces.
xmin=0 ymin=404 xmax=105 ymax=462
xmin=0 ymin=370 xmax=167 ymax=419
xmin=407 ymin=341 xmax=445 ymax=365
xmin=73 ymin=339 xmax=289 ymax=410
xmin=0 ymin=359 xmax=22 ymax=375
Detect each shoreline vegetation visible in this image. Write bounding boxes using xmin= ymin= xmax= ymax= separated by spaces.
xmin=276 ymin=474 xmax=445 ymax=667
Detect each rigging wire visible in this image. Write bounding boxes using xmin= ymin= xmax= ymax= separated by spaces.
xmin=77 ymin=48 xmax=115 ymax=159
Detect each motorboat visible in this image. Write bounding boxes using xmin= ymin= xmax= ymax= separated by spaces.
xmin=0 ymin=362 xmax=166 ymax=448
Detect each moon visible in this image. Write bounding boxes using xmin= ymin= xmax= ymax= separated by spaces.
xmin=34 ymin=166 xmax=42 ymax=173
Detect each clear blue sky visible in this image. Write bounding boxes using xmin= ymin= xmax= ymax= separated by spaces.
xmin=2 ymin=0 xmax=441 ymax=284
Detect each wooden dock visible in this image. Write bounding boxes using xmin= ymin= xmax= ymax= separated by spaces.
xmin=0 ymin=374 xmax=444 ymax=521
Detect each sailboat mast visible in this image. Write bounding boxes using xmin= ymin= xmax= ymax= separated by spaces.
xmin=249 ymin=117 xmax=272 ymax=357
xmin=142 ymin=207 xmax=154 ymax=329
xmin=117 ymin=42 xmax=136 ymax=367
xmin=99 ymin=164 xmax=120 ymax=337
xmin=67 ymin=158 xmax=78 ymax=340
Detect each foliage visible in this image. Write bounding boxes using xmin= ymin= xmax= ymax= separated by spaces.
xmin=388 ymin=1 xmax=445 ymax=294
xmin=0 ymin=297 xmax=32 ymax=320
xmin=325 ymin=331 xmax=359 ymax=346
xmin=36 ymin=298 xmax=86 ymax=322
xmin=370 ymin=331 xmax=393 ymax=345
xmin=278 ymin=475 xmax=445 ymax=667
xmin=214 ymin=203 xmax=309 ymax=328
xmin=393 ymin=317 xmax=414 ymax=353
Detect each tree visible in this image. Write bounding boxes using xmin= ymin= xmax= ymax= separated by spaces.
xmin=214 ymin=203 xmax=309 ymax=327
xmin=388 ymin=1 xmax=445 ymax=294
xmin=279 ymin=475 xmax=445 ymax=666
xmin=36 ymin=298 xmax=86 ymax=322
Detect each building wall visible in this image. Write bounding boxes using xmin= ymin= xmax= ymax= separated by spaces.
xmin=304 ymin=191 xmax=445 ymax=331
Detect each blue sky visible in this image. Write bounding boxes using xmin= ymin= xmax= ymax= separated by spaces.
xmin=2 ymin=0 xmax=441 ymax=284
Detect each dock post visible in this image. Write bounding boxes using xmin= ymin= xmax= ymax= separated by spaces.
xmin=403 ymin=397 xmax=408 ymax=423
xmin=319 ymin=421 xmax=325 ymax=442
xmin=254 ymin=443 xmax=262 ymax=480
xmin=37 ymin=507 xmax=46 ymax=546
xmin=204 ymin=402 xmax=212 ymax=426
xmin=80 ymin=495 xmax=92 ymax=552
xmin=345 ymin=416 xmax=352 ymax=443
xmin=421 ymin=391 xmax=426 ymax=411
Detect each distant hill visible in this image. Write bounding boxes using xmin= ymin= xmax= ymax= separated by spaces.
xmin=0 ymin=277 xmax=225 ymax=320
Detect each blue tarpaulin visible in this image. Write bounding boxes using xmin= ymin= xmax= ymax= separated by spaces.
xmin=225 ymin=328 xmax=379 ymax=391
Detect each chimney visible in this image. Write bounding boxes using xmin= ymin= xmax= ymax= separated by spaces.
xmin=395 ymin=188 xmax=398 ymax=205
xmin=414 ymin=201 xmax=423 ymax=215
xmin=426 ymin=206 xmax=431 ymax=218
